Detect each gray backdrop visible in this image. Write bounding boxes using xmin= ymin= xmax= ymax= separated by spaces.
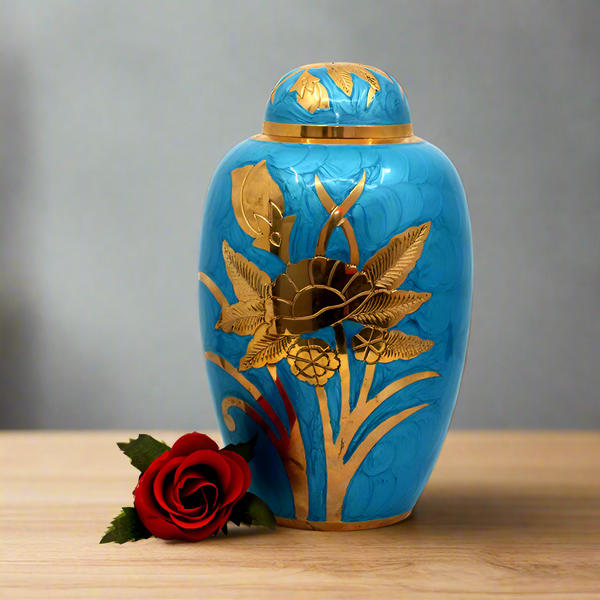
xmin=1 ymin=0 xmax=599 ymax=430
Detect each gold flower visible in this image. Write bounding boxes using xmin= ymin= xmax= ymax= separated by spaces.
xmin=269 ymin=257 xmax=372 ymax=336
xmin=287 ymin=338 xmax=340 ymax=387
xmin=352 ymin=326 xmax=386 ymax=364
xmin=214 ymin=218 xmax=435 ymax=378
xmin=352 ymin=326 xmax=434 ymax=364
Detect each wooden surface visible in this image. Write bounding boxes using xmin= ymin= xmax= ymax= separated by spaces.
xmin=1 ymin=431 xmax=599 ymax=599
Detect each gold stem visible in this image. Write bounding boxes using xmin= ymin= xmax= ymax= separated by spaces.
xmin=345 ymin=404 xmax=429 ymax=475
xmin=356 ymin=363 xmax=377 ymax=411
xmin=205 ymin=352 xmax=262 ymax=400
xmin=278 ymin=215 xmax=296 ymax=265
xmin=316 ymin=386 xmax=334 ymax=456
xmin=267 ymin=364 xmax=309 ymax=522
xmin=344 ymin=370 xmax=440 ymax=446
xmin=321 ymin=403 xmax=430 ymax=522
xmin=198 ymin=273 xmax=229 ymax=308
xmin=316 ymin=385 xmax=345 ymax=521
xmin=314 ymin=172 xmax=365 ymax=263
xmin=314 ymin=175 xmax=361 ymax=267
xmin=334 ymin=324 xmax=351 ymax=448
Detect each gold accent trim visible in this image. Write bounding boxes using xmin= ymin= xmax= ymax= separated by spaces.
xmin=253 ymin=133 xmax=422 ymax=146
xmin=204 ymin=213 xmax=438 ymax=524
xmin=315 ymin=172 xmax=365 ymax=263
xmin=345 ymin=403 xmax=429 ymax=476
xmin=199 ymin=272 xmax=229 ymax=308
xmin=314 ymin=175 xmax=359 ymax=266
xmin=205 ymin=352 xmax=263 ymax=400
xmin=269 ymin=63 xmax=398 ymax=111
xmin=262 ymin=121 xmax=414 ymax=140
xmin=276 ymin=510 xmax=412 ymax=531
xmin=288 ymin=70 xmax=330 ymax=113
xmin=334 ymin=325 xmax=351 ymax=433
xmin=267 ymin=364 xmax=310 ymax=522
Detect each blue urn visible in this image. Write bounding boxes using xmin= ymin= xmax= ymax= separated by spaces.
xmin=199 ymin=63 xmax=472 ymax=530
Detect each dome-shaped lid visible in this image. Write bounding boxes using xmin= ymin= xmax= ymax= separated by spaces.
xmin=260 ymin=63 xmax=415 ymax=143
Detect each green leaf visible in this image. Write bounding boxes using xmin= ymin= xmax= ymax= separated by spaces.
xmin=222 ymin=434 xmax=258 ymax=463
xmin=100 ymin=507 xmax=153 ymax=544
xmin=117 ymin=434 xmax=170 ymax=473
xmin=228 ymin=492 xmax=276 ymax=530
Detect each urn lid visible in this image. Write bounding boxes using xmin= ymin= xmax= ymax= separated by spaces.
xmin=261 ymin=63 xmax=415 ymax=143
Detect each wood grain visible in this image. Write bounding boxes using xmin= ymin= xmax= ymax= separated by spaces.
xmin=1 ymin=431 xmax=599 ymax=599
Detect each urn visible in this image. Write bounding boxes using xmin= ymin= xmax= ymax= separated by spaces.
xmin=199 ymin=63 xmax=472 ymax=530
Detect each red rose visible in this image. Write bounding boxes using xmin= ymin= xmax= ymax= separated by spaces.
xmin=133 ymin=432 xmax=251 ymax=542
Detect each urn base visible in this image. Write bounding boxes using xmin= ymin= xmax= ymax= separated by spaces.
xmin=276 ymin=510 xmax=412 ymax=532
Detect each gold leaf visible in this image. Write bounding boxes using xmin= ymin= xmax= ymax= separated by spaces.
xmin=363 ymin=222 xmax=431 ymax=290
xmin=231 ymin=160 xmax=286 ymax=254
xmin=327 ymin=65 xmax=353 ymax=96
xmin=366 ymin=87 xmax=376 ymax=107
xmin=239 ymin=323 xmax=295 ymax=371
xmin=348 ymin=66 xmax=380 ymax=91
xmin=222 ymin=241 xmax=271 ymax=302
xmin=352 ymin=290 xmax=431 ymax=328
xmin=362 ymin=64 xmax=393 ymax=82
xmin=378 ymin=330 xmax=434 ymax=362
xmin=289 ymin=70 xmax=330 ymax=113
xmin=216 ymin=299 xmax=266 ymax=335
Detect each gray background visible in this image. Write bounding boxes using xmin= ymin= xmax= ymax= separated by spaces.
xmin=1 ymin=0 xmax=599 ymax=430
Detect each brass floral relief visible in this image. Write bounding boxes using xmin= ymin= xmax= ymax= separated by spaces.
xmin=201 ymin=161 xmax=439 ymax=524
xmin=231 ymin=160 xmax=296 ymax=263
xmin=271 ymin=62 xmax=399 ymax=112
xmin=289 ymin=69 xmax=330 ymax=114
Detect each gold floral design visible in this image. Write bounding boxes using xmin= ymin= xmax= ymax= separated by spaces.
xmin=231 ymin=160 xmax=296 ymax=263
xmin=287 ymin=338 xmax=340 ymax=387
xmin=271 ymin=62 xmax=398 ymax=110
xmin=289 ymin=70 xmax=330 ymax=113
xmin=201 ymin=160 xmax=442 ymax=525
xmin=352 ymin=326 xmax=434 ymax=364
xmin=215 ymin=167 xmax=434 ymax=383
xmin=270 ymin=257 xmax=372 ymax=335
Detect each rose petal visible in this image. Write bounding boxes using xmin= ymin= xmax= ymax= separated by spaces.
xmin=133 ymin=451 xmax=173 ymax=518
xmin=216 ymin=455 xmax=245 ymax=506
xmin=177 ymin=472 xmax=218 ymax=504
xmin=178 ymin=471 xmax=212 ymax=499
xmin=166 ymin=481 xmax=184 ymax=512
xmin=174 ymin=475 xmax=219 ymax=517
xmin=169 ymin=506 xmax=220 ymax=529
xmin=169 ymin=432 xmax=219 ymax=458
xmin=214 ymin=504 xmax=236 ymax=532
xmin=176 ymin=517 xmax=223 ymax=542
xmin=174 ymin=450 xmax=232 ymax=494
xmin=152 ymin=456 xmax=185 ymax=513
xmin=135 ymin=510 xmax=183 ymax=540
xmin=218 ymin=450 xmax=251 ymax=505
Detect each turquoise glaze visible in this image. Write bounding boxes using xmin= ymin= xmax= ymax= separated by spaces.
xmin=199 ymin=64 xmax=472 ymax=528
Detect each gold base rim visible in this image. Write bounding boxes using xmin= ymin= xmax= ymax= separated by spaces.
xmin=276 ymin=510 xmax=412 ymax=531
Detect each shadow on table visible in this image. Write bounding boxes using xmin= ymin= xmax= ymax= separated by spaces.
xmin=406 ymin=486 xmax=597 ymax=536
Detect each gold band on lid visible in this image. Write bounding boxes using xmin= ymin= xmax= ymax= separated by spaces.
xmin=263 ymin=121 xmax=414 ymax=139
xmin=257 ymin=121 xmax=421 ymax=144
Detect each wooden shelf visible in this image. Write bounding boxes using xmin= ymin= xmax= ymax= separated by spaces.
xmin=1 ymin=431 xmax=599 ymax=598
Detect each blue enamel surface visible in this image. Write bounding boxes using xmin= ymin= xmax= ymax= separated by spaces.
xmin=199 ymin=138 xmax=472 ymax=523
xmin=265 ymin=65 xmax=411 ymax=126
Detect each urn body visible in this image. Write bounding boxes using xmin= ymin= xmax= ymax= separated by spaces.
xmin=199 ymin=64 xmax=472 ymax=529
